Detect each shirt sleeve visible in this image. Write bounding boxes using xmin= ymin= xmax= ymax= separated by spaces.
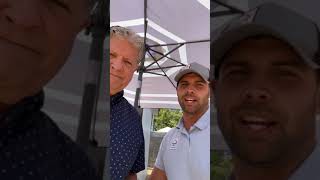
xmin=154 ymin=134 xmax=167 ymax=171
xmin=130 ymin=137 xmax=145 ymax=173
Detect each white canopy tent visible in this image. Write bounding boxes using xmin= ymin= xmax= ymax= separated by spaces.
xmin=110 ymin=1 xmax=210 ymax=179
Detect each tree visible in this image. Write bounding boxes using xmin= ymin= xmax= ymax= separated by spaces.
xmin=153 ymin=109 xmax=182 ymax=131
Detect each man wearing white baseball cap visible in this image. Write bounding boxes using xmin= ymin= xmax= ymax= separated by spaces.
xmin=150 ymin=62 xmax=210 ymax=180
xmin=213 ymin=2 xmax=320 ymax=180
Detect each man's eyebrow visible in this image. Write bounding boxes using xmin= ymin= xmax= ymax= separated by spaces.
xmin=196 ymin=80 xmax=207 ymax=83
xmin=53 ymin=0 xmax=72 ymax=13
xmin=179 ymin=80 xmax=189 ymax=84
xmin=271 ymin=60 xmax=304 ymax=67
xmin=179 ymin=80 xmax=207 ymax=84
xmin=271 ymin=59 xmax=312 ymax=71
xmin=220 ymin=61 xmax=248 ymax=69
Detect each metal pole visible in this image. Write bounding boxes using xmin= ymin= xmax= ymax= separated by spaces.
xmin=134 ymin=0 xmax=148 ymax=108
xmin=148 ymin=39 xmax=210 ymax=47
xmin=147 ymin=48 xmax=186 ymax=66
xmin=212 ymin=0 xmax=245 ymax=14
xmin=75 ymin=0 xmax=108 ymax=179
xmin=103 ymin=0 xmax=111 ymax=178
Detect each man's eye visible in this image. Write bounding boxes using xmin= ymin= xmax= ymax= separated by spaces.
xmin=196 ymin=83 xmax=204 ymax=88
xmin=49 ymin=0 xmax=71 ymax=12
xmin=125 ymin=61 xmax=133 ymax=66
xmin=276 ymin=70 xmax=299 ymax=79
xmin=222 ymin=69 xmax=247 ymax=78
xmin=179 ymin=83 xmax=188 ymax=87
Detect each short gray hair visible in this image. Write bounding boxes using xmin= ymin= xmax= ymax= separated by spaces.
xmin=110 ymin=26 xmax=145 ymax=64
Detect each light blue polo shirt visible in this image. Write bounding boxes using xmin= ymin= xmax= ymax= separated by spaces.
xmin=227 ymin=144 xmax=320 ymax=180
xmin=290 ymin=144 xmax=320 ymax=180
xmin=154 ymin=108 xmax=210 ymax=180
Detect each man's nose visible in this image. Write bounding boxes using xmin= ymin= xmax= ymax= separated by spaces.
xmin=243 ymin=87 xmax=271 ymax=102
xmin=111 ymin=57 xmax=124 ymax=71
xmin=241 ymin=76 xmax=272 ymax=103
xmin=185 ymin=85 xmax=196 ymax=94
xmin=2 ymin=1 xmax=42 ymax=29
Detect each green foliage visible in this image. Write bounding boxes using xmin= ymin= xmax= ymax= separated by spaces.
xmin=211 ymin=150 xmax=233 ymax=180
xmin=153 ymin=109 xmax=182 ymax=131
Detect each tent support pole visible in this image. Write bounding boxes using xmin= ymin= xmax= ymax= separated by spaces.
xmin=145 ymin=43 xmax=184 ymax=69
xmin=147 ymin=47 xmax=186 ymax=66
xmin=148 ymin=39 xmax=210 ymax=47
xmin=147 ymin=50 xmax=176 ymax=88
xmin=134 ymin=0 xmax=148 ymax=109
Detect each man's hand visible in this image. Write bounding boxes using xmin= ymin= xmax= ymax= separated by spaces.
xmin=149 ymin=167 xmax=167 ymax=180
xmin=126 ymin=173 xmax=137 ymax=180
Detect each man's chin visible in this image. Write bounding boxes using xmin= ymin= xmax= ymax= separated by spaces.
xmin=182 ymin=107 xmax=199 ymax=115
xmin=232 ymin=142 xmax=285 ymax=167
xmin=239 ymin=155 xmax=280 ymax=168
xmin=110 ymin=87 xmax=124 ymax=96
xmin=0 ymin=93 xmax=23 ymax=106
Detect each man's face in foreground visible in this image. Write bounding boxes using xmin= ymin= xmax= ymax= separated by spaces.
xmin=215 ymin=37 xmax=319 ymax=166
xmin=177 ymin=73 xmax=209 ymax=116
xmin=110 ymin=37 xmax=139 ymax=95
xmin=0 ymin=0 xmax=88 ymax=104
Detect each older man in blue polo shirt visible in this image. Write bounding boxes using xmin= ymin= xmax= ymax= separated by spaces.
xmin=110 ymin=26 xmax=145 ymax=180
xmin=150 ymin=62 xmax=210 ymax=180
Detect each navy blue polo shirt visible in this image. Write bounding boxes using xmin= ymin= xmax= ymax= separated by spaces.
xmin=110 ymin=91 xmax=145 ymax=179
xmin=0 ymin=91 xmax=98 ymax=180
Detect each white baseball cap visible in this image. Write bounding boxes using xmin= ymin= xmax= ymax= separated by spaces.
xmin=174 ymin=62 xmax=209 ymax=83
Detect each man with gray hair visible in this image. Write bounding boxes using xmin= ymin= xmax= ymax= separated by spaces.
xmin=110 ymin=26 xmax=145 ymax=180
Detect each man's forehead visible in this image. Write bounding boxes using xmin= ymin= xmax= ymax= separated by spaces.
xmin=111 ymin=37 xmax=138 ymax=52
xmin=180 ymin=73 xmax=206 ymax=82
xmin=222 ymin=36 xmax=307 ymax=67
xmin=110 ymin=37 xmax=139 ymax=62
xmin=111 ymin=36 xmax=133 ymax=46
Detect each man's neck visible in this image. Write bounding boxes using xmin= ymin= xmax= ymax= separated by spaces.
xmin=110 ymin=90 xmax=123 ymax=96
xmin=183 ymin=106 xmax=208 ymax=131
xmin=233 ymin=140 xmax=317 ymax=180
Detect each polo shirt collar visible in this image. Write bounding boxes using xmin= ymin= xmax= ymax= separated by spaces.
xmin=290 ymin=143 xmax=320 ymax=179
xmin=177 ymin=107 xmax=210 ymax=131
xmin=228 ymin=144 xmax=320 ymax=180
xmin=0 ymin=91 xmax=43 ymax=130
xmin=193 ymin=107 xmax=210 ymax=130
xmin=111 ymin=90 xmax=124 ymax=106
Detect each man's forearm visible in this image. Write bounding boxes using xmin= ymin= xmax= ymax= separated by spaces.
xmin=126 ymin=173 xmax=137 ymax=180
